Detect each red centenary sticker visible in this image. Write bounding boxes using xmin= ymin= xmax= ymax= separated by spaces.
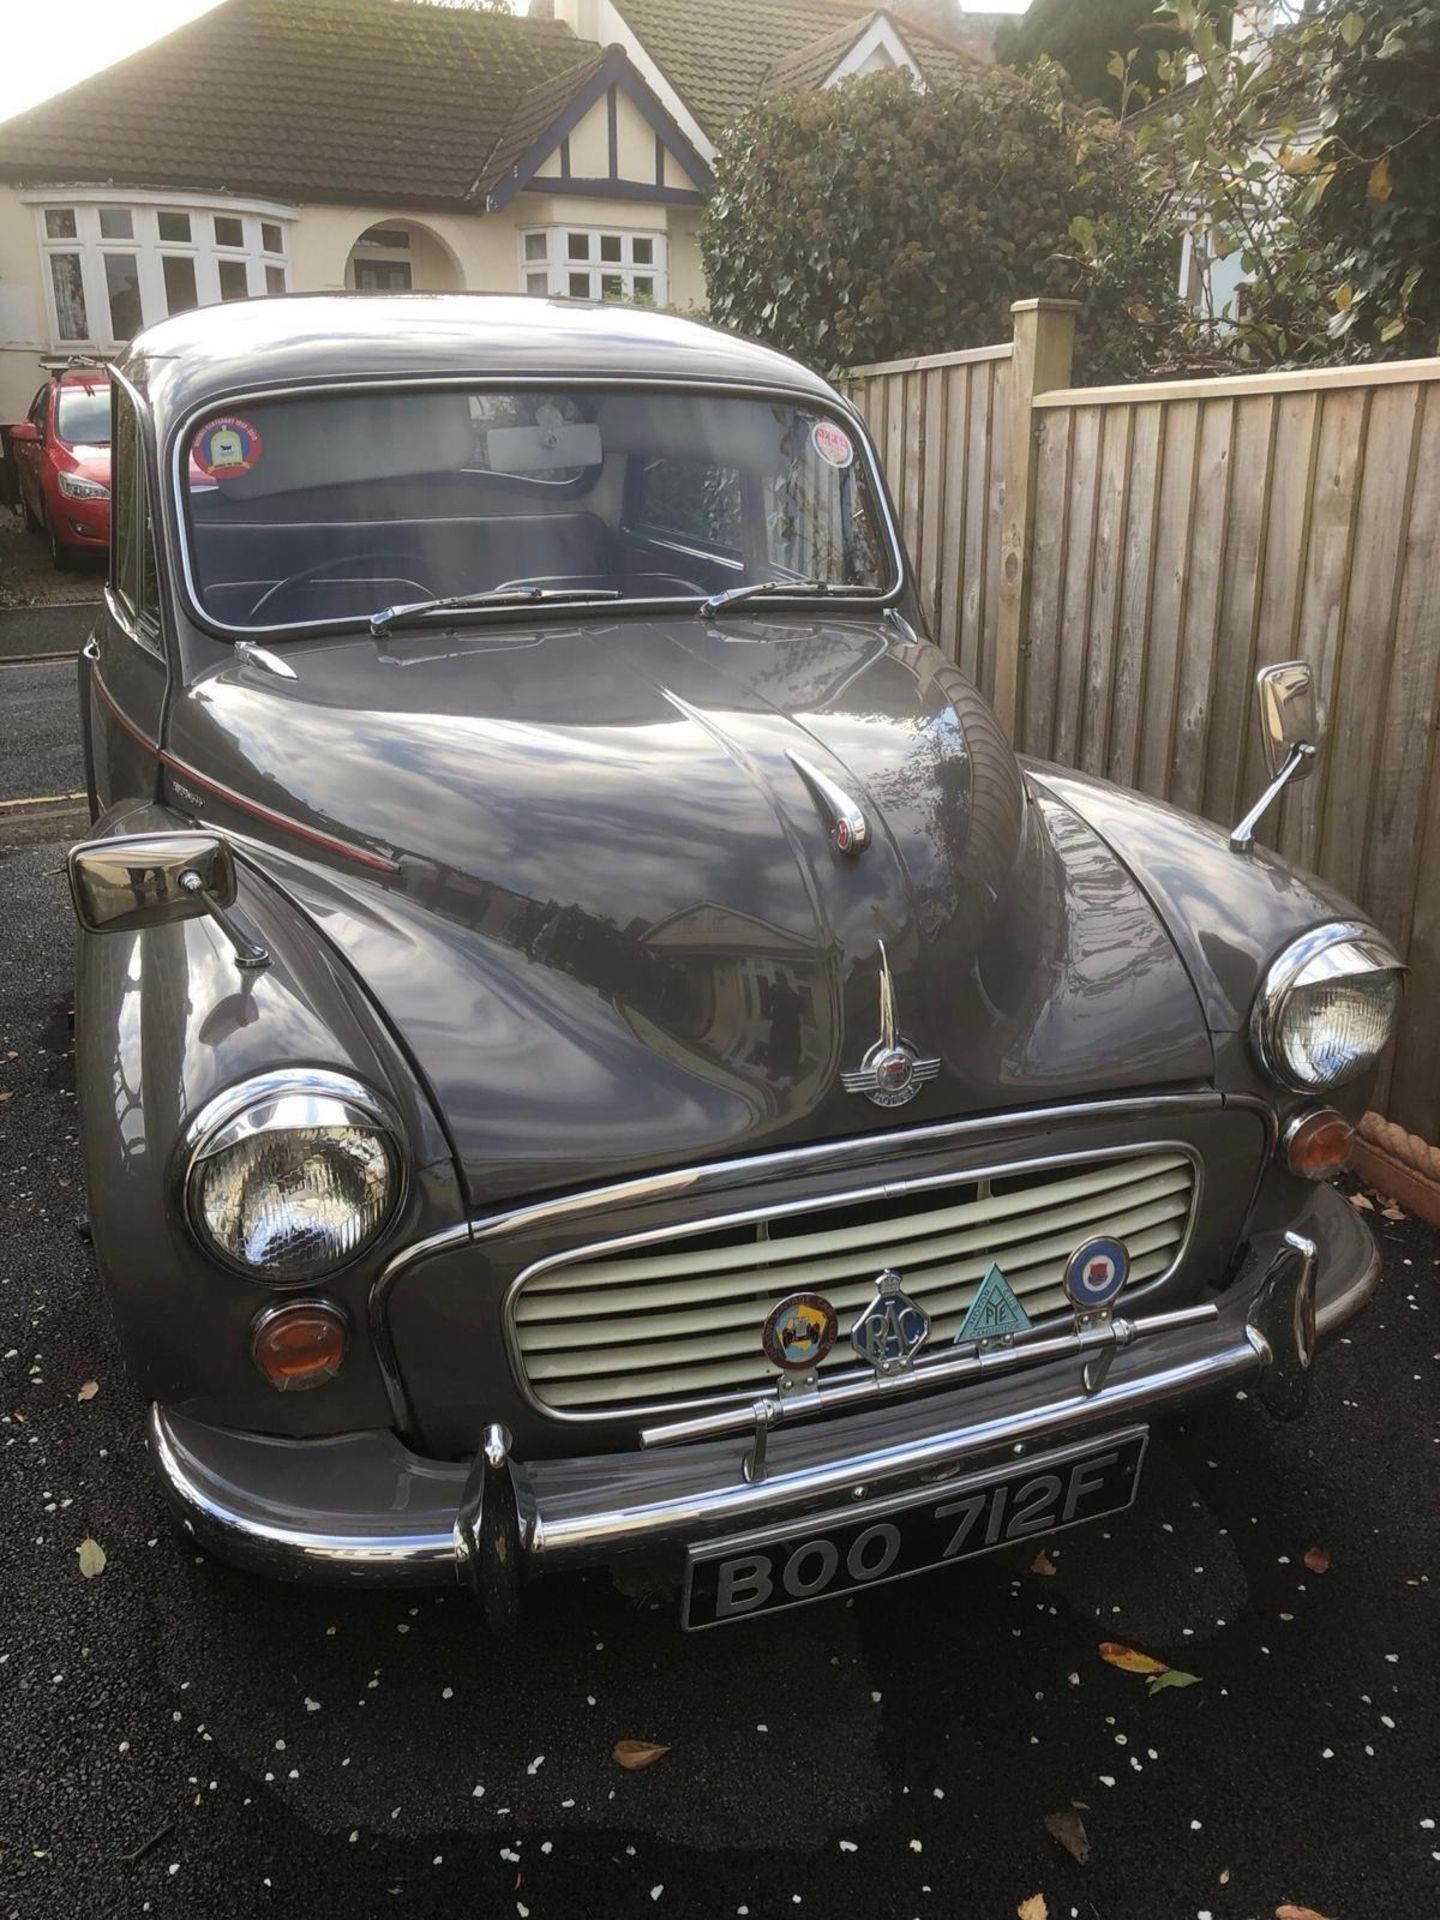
xmin=192 ymin=415 xmax=264 ymax=479
xmin=811 ymin=420 xmax=854 ymax=470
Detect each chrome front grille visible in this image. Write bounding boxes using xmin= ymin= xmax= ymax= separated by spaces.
xmin=510 ymin=1148 xmax=1198 ymax=1417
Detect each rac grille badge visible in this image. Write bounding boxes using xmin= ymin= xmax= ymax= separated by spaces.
xmin=840 ymin=940 xmax=940 ymax=1108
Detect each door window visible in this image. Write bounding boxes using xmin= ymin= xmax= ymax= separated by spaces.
xmin=636 ymin=456 xmax=744 ymax=556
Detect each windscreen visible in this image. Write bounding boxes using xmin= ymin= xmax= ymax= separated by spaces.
xmin=180 ymin=386 xmax=896 ymax=631
xmin=56 ymin=383 xmax=111 ymax=446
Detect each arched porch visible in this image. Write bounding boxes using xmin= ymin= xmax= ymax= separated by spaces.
xmin=344 ymin=219 xmax=465 ymax=292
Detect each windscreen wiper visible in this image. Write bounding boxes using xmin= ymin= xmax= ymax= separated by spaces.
xmin=370 ymin=586 xmax=622 ymax=635
xmin=699 ymin=579 xmax=858 ymax=617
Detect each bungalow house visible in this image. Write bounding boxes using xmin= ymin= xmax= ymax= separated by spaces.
xmin=0 ymin=0 xmax=985 ymax=421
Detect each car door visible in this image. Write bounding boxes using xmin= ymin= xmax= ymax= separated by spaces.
xmin=12 ymin=385 xmax=47 ymax=520
xmin=84 ymin=380 xmax=168 ymax=811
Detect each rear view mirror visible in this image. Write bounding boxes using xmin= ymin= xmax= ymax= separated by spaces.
xmin=1230 ymin=662 xmax=1323 ymax=854
xmin=1256 ymin=660 xmax=1321 ymax=779
xmin=68 ymin=832 xmax=269 ymax=970
xmin=9 ymin=421 xmax=41 ymax=444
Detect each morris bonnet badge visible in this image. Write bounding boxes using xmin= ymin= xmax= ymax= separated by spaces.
xmin=762 ymin=1292 xmax=839 ymax=1373
xmin=841 ymin=941 xmax=941 ymax=1109
xmin=851 ymin=1269 xmax=931 ymax=1376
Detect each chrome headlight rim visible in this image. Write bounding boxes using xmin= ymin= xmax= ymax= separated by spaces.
xmin=1251 ymin=919 xmax=1404 ymax=1094
xmin=178 ymin=1068 xmax=406 ymax=1285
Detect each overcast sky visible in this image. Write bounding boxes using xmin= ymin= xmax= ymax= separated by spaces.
xmin=1 ymin=0 xmax=1031 ymax=122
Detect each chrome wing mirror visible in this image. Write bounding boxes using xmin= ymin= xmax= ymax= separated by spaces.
xmin=1229 ymin=661 xmax=1321 ymax=854
xmin=67 ymin=832 xmax=270 ymax=971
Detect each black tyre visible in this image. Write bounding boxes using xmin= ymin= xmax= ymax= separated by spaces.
xmin=46 ymin=511 xmax=77 ymax=572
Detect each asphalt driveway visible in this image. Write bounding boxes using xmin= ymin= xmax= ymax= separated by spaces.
xmin=2 ymin=660 xmax=1437 ymax=1920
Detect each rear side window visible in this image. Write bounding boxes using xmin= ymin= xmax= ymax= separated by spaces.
xmin=636 ymin=457 xmax=743 ymax=554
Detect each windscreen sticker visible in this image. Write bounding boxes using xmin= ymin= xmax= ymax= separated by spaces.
xmin=192 ymin=415 xmax=263 ymax=478
xmin=811 ymin=420 xmax=854 ymax=470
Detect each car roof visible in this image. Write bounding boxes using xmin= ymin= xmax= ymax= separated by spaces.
xmin=120 ymin=292 xmax=839 ymax=440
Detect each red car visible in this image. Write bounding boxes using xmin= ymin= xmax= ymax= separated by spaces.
xmin=8 ymin=364 xmax=112 ymax=569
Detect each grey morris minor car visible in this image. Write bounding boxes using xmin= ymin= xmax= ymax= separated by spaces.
xmin=68 ymin=293 xmax=1402 ymax=1630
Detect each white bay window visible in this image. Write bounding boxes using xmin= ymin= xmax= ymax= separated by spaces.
xmin=33 ymin=193 xmax=293 ymax=348
xmin=520 ymin=227 xmax=666 ymax=305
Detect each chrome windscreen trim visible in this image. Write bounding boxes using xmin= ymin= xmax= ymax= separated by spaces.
xmin=500 ymin=1138 xmax=1204 ymax=1427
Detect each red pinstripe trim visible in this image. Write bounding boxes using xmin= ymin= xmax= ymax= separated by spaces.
xmin=90 ymin=669 xmax=401 ymax=876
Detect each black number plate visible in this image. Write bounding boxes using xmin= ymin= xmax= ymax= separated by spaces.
xmin=682 ymin=1429 xmax=1147 ymax=1630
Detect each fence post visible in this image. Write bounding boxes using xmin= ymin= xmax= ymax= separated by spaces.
xmin=992 ymin=298 xmax=1078 ymax=742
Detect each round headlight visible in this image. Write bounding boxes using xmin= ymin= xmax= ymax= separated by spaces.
xmin=183 ymin=1072 xmax=402 ymax=1283
xmin=1252 ymin=923 xmax=1403 ymax=1092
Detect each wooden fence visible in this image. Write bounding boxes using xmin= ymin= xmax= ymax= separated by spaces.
xmin=847 ymin=305 xmax=1440 ymax=1140
xmin=846 ymin=340 xmax=1011 ymax=703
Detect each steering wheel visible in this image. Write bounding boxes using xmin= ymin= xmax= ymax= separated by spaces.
xmin=248 ymin=551 xmax=435 ymax=622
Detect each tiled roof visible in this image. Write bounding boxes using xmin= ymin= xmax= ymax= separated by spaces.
xmin=761 ymin=17 xmax=883 ymax=98
xmin=612 ymin=0 xmax=986 ymax=137
xmin=0 ymin=0 xmax=600 ymax=208
xmin=482 ymin=48 xmax=610 ymax=189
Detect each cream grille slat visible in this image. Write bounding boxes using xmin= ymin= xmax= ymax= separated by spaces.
xmin=536 ymin=1248 xmax=1176 ymax=1407
xmin=520 ymin=1153 xmax=1191 ymax=1295
xmin=510 ymin=1149 xmax=1197 ymax=1417
xmin=519 ymin=1190 xmax=1190 ymax=1356
xmin=515 ymin=1167 xmax=1192 ymax=1329
xmin=524 ymin=1215 xmax=1185 ymax=1382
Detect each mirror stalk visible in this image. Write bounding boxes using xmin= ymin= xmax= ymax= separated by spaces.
xmin=177 ymin=869 xmax=271 ymax=971
xmin=1229 ymin=741 xmax=1317 ymax=855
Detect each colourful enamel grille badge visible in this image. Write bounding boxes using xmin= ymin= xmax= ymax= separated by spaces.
xmin=762 ymin=1293 xmax=839 ymax=1373
xmin=1064 ymin=1236 xmax=1131 ymax=1310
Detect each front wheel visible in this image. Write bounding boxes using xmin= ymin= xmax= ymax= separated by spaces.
xmin=46 ymin=511 xmax=77 ymax=572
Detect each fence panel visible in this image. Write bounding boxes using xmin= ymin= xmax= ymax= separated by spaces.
xmin=846 ymin=344 xmax=1010 ymax=694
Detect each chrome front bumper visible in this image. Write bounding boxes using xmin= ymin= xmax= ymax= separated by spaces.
xmin=149 ymin=1185 xmax=1379 ymax=1616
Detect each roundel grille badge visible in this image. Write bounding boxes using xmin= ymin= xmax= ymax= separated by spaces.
xmin=762 ymin=1293 xmax=839 ymax=1372
xmin=1064 ymin=1236 xmax=1131 ymax=1310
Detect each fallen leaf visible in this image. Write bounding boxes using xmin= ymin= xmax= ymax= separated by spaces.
xmin=76 ymin=1380 xmax=99 ymax=1403
xmin=1347 ymin=1190 xmax=1374 ymax=1210
xmin=1146 ymin=1668 xmax=1202 ymax=1695
xmin=1098 ymin=1641 xmax=1168 ymax=1676
xmin=1043 ymin=1810 xmax=1090 ymax=1864
xmin=1276 ymin=1906 xmax=1334 ymax=1920
xmin=0 ymin=1091 xmax=13 ymax=1103
xmin=1016 ymin=1897 xmax=1048 ymax=1920
xmin=77 ymin=1537 xmax=107 ymax=1579
xmin=1381 ymin=1203 xmax=1406 ymax=1221
xmin=612 ymin=1740 xmax=669 ymax=1771
xmin=57 ymin=1176 xmax=73 ymax=1189
xmin=1030 ymin=1549 xmax=1056 ymax=1577
xmin=1303 ymin=1546 xmax=1331 ymax=1575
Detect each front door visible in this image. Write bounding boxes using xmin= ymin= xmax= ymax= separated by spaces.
xmin=353 ymin=260 xmax=413 ymax=292
xmin=12 ymin=386 xmax=47 ymax=520
xmin=85 ymin=381 xmax=168 ymax=811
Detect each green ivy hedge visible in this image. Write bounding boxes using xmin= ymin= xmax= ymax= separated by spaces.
xmin=700 ymin=66 xmax=1182 ymax=384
